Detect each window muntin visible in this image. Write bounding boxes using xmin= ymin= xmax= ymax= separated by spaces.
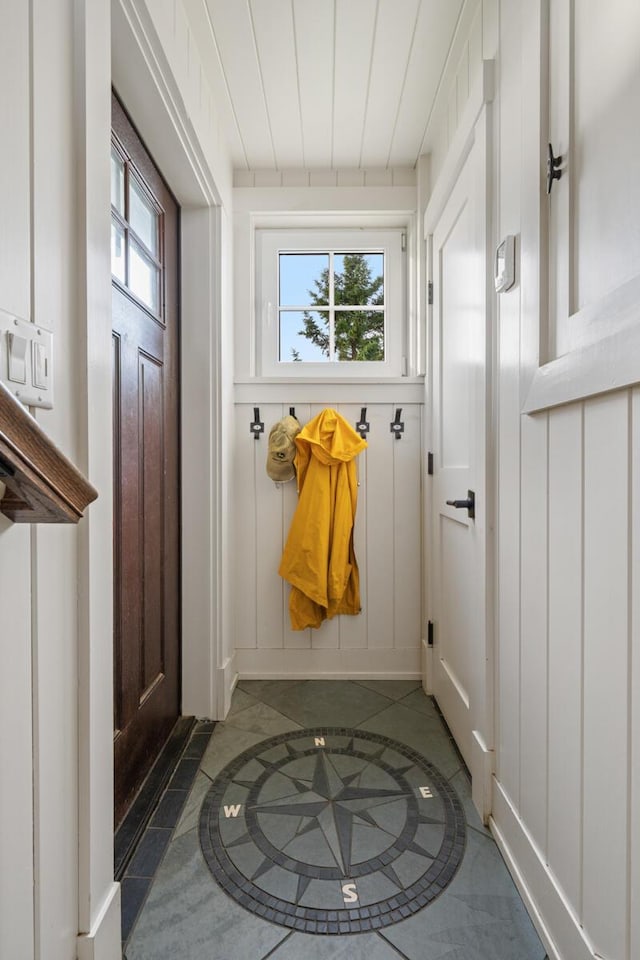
xmin=110 ymin=138 xmax=163 ymax=318
xmin=278 ymin=251 xmax=386 ymax=363
xmin=258 ymin=228 xmax=404 ymax=378
xmin=110 ymin=147 xmax=125 ymax=216
xmin=110 ymin=219 xmax=126 ymax=284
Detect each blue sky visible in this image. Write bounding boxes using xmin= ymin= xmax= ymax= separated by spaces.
xmin=278 ymin=252 xmax=383 ymax=362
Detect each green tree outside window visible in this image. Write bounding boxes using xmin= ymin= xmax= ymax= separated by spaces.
xmin=296 ymin=253 xmax=385 ymax=361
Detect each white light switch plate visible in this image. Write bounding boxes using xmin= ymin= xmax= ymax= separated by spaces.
xmin=0 ymin=309 xmax=54 ymax=409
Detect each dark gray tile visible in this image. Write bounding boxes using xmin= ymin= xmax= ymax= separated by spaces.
xmin=150 ymin=789 xmax=188 ymax=829
xmin=267 ymin=930 xmax=408 ymax=959
xmin=357 ymin=703 xmax=461 ymax=777
xmin=121 ymin=877 xmax=151 ymax=943
xmin=200 ymin=724 xmax=267 ymax=780
xmin=448 ymin=768 xmax=491 ymax=837
xmin=298 ymin=878 xmax=351 ymax=910
xmin=353 ymin=679 xmax=422 ymax=701
xmin=173 ymin=771 xmax=212 ymax=840
xmin=381 ymin=829 xmax=546 ymax=960
xmin=168 ymin=757 xmax=201 ymax=791
xmin=126 ymin=681 xmax=543 ymax=960
xmin=224 ymin=700 xmax=301 ymax=736
xmin=228 ymin=686 xmax=259 ymax=717
xmin=253 ymin=680 xmax=392 ymax=727
xmin=182 ymin=732 xmax=212 ymax=760
xmin=195 ymin=720 xmax=215 ymax=733
xmin=238 ymin=679 xmax=306 ymax=704
xmin=252 ymin=862 xmax=300 ymax=903
xmin=125 ymin=830 xmax=288 ymax=960
xmin=125 ymin=828 xmax=172 ymax=878
xmin=398 ymin=689 xmax=440 ymax=719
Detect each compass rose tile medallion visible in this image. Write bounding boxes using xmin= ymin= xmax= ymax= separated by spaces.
xmin=199 ymin=727 xmax=466 ymax=934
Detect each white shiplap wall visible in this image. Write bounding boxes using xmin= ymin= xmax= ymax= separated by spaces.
xmin=488 ymin=3 xmax=640 ymax=960
xmin=423 ymin=3 xmax=639 ymax=959
xmin=493 ymin=390 xmax=638 ymax=960
xmin=234 ymin=402 xmax=423 ymax=678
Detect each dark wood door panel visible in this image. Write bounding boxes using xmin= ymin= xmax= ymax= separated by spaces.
xmin=112 ymin=92 xmax=180 ymax=825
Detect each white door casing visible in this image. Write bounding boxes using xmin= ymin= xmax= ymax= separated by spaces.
xmin=427 ymin=103 xmax=493 ymax=822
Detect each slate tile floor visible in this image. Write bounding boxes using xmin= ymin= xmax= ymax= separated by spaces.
xmin=123 ymin=680 xmax=547 ymax=960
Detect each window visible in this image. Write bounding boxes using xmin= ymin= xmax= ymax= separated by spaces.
xmin=110 ymin=140 xmax=163 ymax=318
xmin=257 ymin=229 xmax=405 ymax=378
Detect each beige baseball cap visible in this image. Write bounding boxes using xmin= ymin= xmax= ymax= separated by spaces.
xmin=266 ymin=415 xmax=301 ymax=482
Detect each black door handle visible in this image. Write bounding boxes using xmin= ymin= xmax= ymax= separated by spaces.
xmin=446 ymin=489 xmax=475 ymax=519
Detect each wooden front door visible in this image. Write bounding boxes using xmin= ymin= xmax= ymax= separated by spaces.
xmin=111 ymin=93 xmax=181 ymax=826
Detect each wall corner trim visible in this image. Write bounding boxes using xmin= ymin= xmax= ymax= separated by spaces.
xmin=76 ymin=882 xmax=121 ymax=960
xmin=424 ymin=60 xmax=495 ymax=236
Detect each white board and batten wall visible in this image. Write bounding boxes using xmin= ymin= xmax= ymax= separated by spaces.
xmin=234 ymin=400 xmax=423 ymax=678
xmin=452 ymin=2 xmax=640 ymax=960
xmin=423 ymin=2 xmax=640 ymax=958
xmin=232 ymin=182 xmax=425 ymax=679
xmin=0 ymin=0 xmax=234 ymax=956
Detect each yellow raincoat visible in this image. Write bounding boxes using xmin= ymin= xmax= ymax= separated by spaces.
xmin=279 ymin=409 xmax=367 ymax=630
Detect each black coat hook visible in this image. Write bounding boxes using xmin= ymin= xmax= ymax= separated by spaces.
xmin=546 ymin=142 xmax=562 ymax=194
xmin=355 ymin=407 xmax=370 ymax=438
xmin=390 ymin=408 xmax=404 ymax=439
xmin=250 ymin=406 xmax=264 ymax=439
xmin=289 ymin=406 xmax=296 ymax=419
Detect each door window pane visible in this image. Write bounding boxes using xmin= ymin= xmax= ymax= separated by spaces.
xmin=130 ymin=239 xmax=160 ymax=312
xmin=129 ymin=176 xmax=159 ymax=256
xmin=279 ymin=311 xmax=329 ymax=361
xmin=111 ymin=217 xmax=126 ymax=283
xmin=279 ymin=253 xmax=329 ymax=306
xmin=335 ymin=310 xmax=385 ymax=361
xmin=110 ymin=148 xmax=125 ymax=215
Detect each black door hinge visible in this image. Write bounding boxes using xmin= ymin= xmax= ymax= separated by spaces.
xmin=427 ymin=451 xmax=434 ymax=475
xmin=427 ymin=620 xmax=434 ymax=646
xmin=428 ymin=281 xmax=433 ymax=305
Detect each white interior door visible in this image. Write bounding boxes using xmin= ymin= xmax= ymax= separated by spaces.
xmin=429 ymin=112 xmax=492 ymax=820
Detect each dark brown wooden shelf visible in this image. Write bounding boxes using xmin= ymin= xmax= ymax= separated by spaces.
xmin=0 ymin=382 xmax=98 ymax=523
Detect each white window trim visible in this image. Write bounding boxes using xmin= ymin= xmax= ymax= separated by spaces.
xmin=256 ymin=226 xmax=407 ymax=379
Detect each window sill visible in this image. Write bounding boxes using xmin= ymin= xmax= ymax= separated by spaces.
xmin=235 ymin=376 xmax=425 ymax=386
xmin=233 ymin=378 xmax=426 ymax=405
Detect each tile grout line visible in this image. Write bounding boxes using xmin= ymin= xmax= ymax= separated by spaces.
xmin=467 ymin=822 xmax=495 ymax=842
xmin=376 ymin=929 xmax=415 ymax=959
xmin=257 ymin=930 xmax=295 ymax=959
xmin=121 ymin=722 xmax=215 ymax=950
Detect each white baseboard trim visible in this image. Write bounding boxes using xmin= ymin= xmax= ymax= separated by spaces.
xmin=470 ymin=729 xmax=493 ymax=823
xmin=76 ymin=882 xmax=121 ymax=960
xmin=421 ymin=636 xmax=433 ymax=693
xmin=236 ymin=647 xmax=421 ymax=679
xmin=217 ymin=653 xmax=238 ymax=720
xmin=491 ymin=778 xmax=597 ymax=960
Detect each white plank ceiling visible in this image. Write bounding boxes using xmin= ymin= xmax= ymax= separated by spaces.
xmin=184 ymin=0 xmax=465 ymax=170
